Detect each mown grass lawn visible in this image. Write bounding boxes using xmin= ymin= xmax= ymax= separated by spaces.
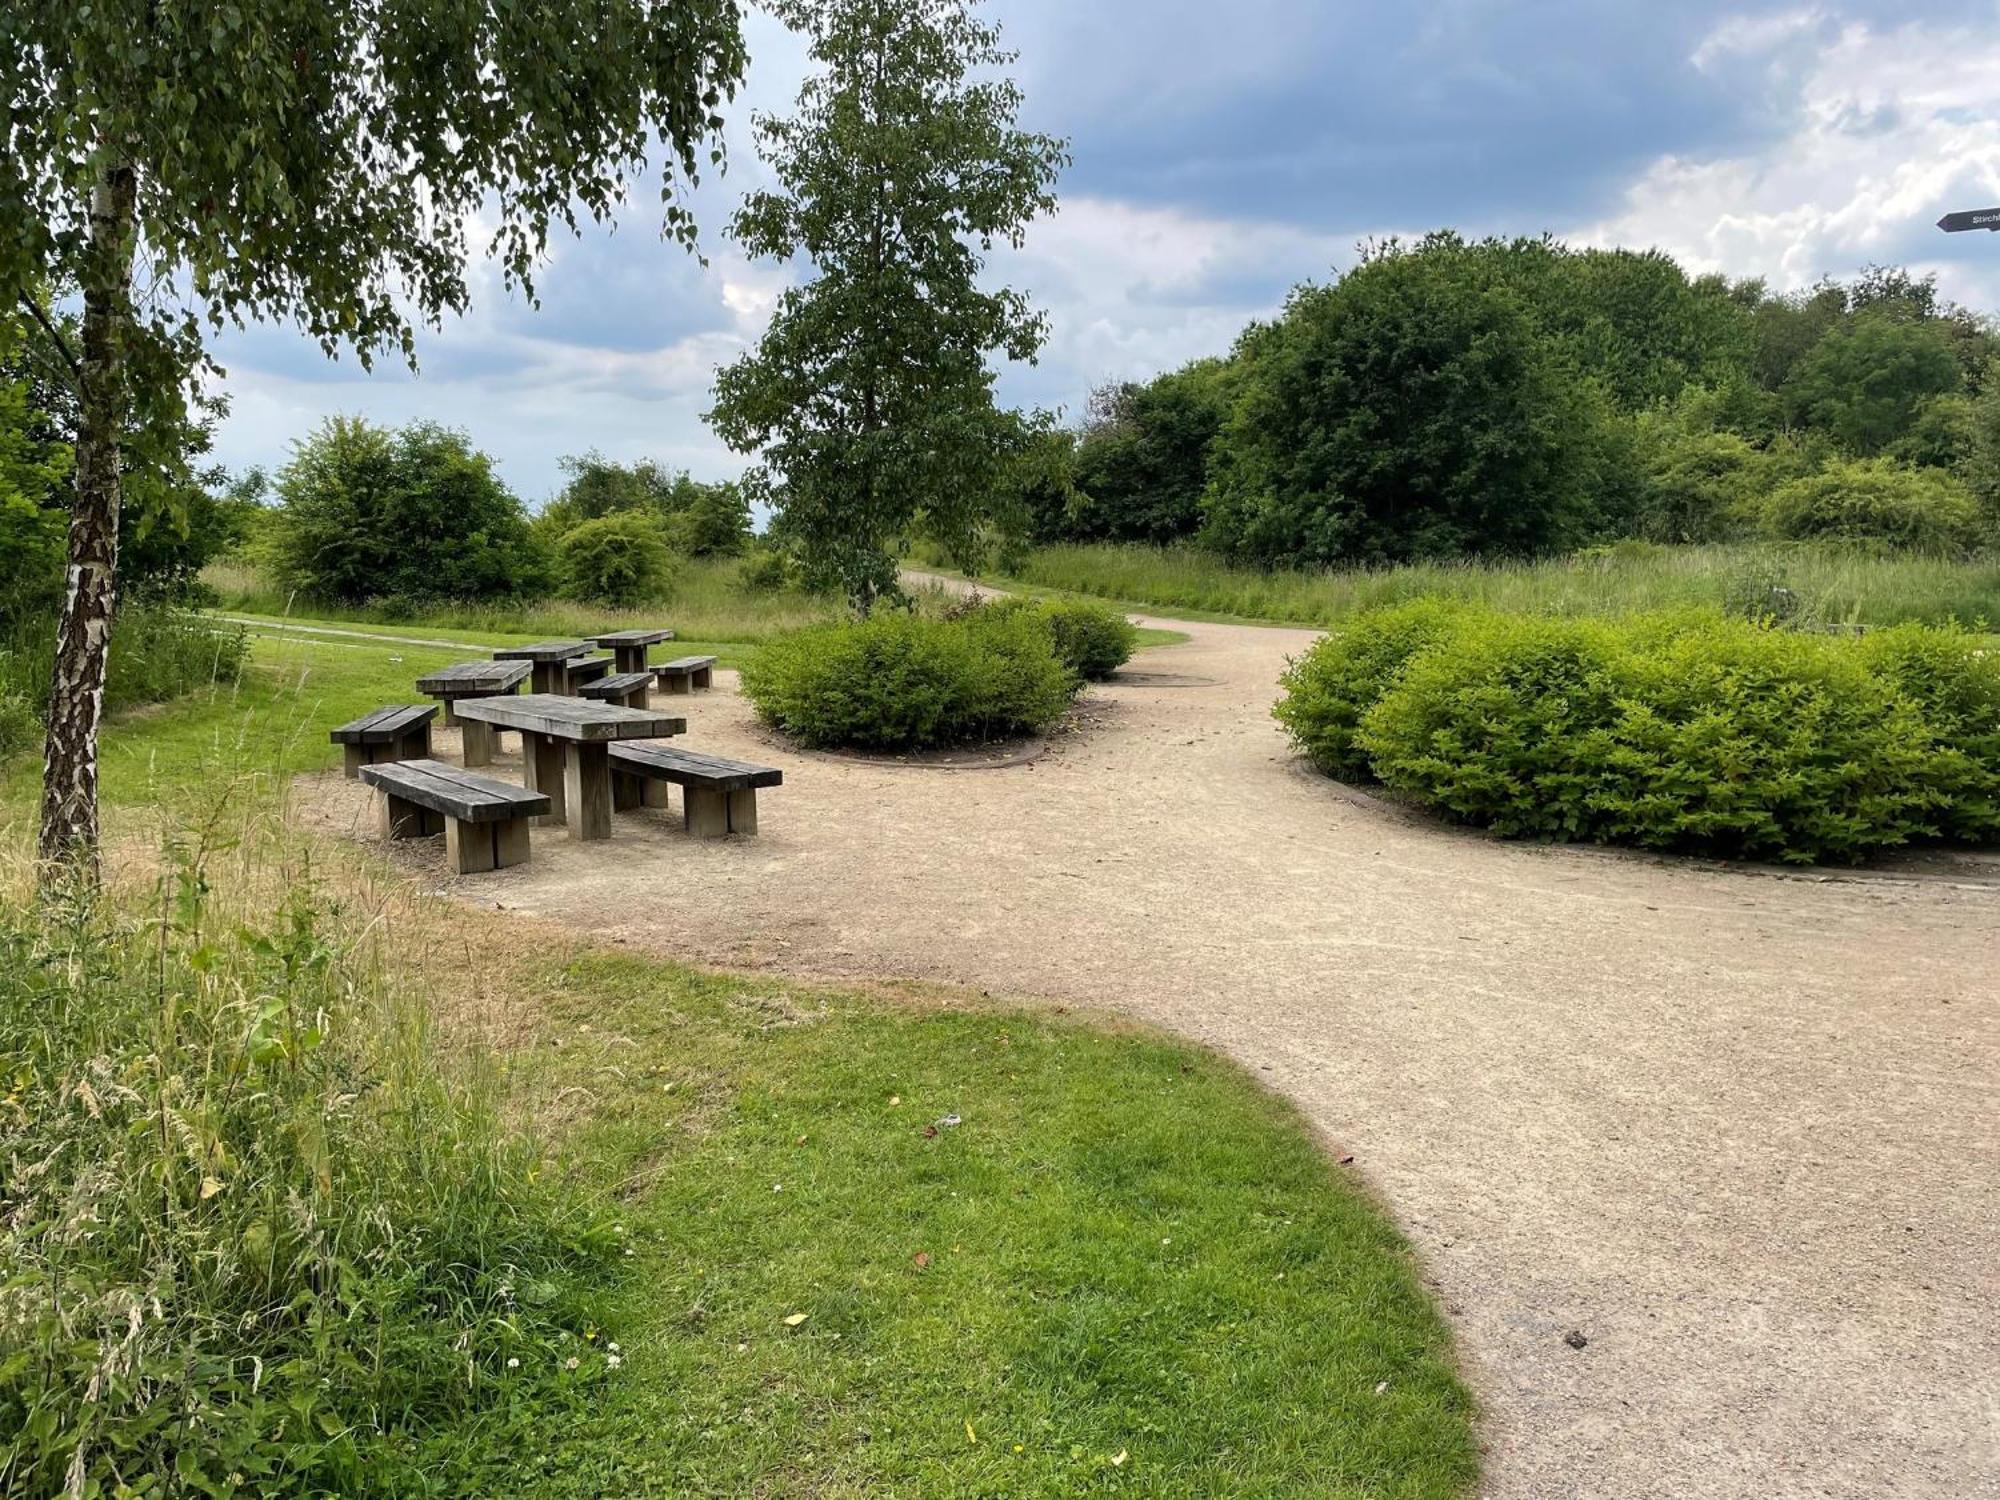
xmin=1 ymin=618 xmax=1478 ymax=1497
xmin=444 ymin=952 xmax=1476 ymax=1497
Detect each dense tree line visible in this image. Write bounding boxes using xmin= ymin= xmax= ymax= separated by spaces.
xmin=1030 ymin=234 xmax=2000 ymax=565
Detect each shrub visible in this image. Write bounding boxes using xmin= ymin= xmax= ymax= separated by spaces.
xmin=0 ymin=847 xmax=612 ymax=1494
xmin=1277 ymin=604 xmax=2000 ymax=863
xmin=977 ymin=596 xmax=1137 ymax=680
xmin=557 ymin=512 xmax=677 ymax=604
xmin=270 ymin=417 xmax=550 ymax=604
xmin=741 ymin=609 xmax=1075 ymax=750
xmin=1861 ymin=624 xmax=2000 ymax=842
xmin=1272 ymin=598 xmax=1470 ymax=779
xmin=1765 ymin=459 xmax=1981 ymax=552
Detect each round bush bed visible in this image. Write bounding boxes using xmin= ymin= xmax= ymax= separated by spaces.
xmin=742 ymin=608 xmax=1077 ymax=751
xmin=984 ymin=596 xmax=1139 ymax=680
xmin=1276 ymin=602 xmax=2000 ymax=864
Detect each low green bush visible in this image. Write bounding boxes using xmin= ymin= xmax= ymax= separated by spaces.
xmin=557 ymin=512 xmax=678 ymax=605
xmin=741 ymin=609 xmax=1076 ymax=750
xmin=0 ymin=847 xmax=614 ymax=1494
xmin=1272 ymin=598 xmax=1469 ymax=779
xmin=1764 ymin=459 xmax=1982 ymax=552
xmin=977 ymin=596 xmax=1137 ymax=680
xmin=1277 ymin=604 xmax=2000 ymax=863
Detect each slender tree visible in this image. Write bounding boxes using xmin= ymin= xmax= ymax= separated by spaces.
xmin=709 ymin=0 xmax=1067 ymax=609
xmin=2 ymin=1 xmax=746 ymax=886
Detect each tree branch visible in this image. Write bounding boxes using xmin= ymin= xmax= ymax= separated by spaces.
xmin=16 ymin=293 xmax=83 ymax=392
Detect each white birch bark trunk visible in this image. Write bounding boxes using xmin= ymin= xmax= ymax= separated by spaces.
xmin=38 ymin=159 xmax=136 ymax=887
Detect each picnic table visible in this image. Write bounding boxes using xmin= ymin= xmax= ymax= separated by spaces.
xmin=590 ymin=628 xmax=676 ymax=674
xmin=491 ymin=640 xmax=590 ymax=695
xmin=453 ymin=693 xmax=686 ymax=840
xmin=415 ymin=661 xmax=532 ymax=764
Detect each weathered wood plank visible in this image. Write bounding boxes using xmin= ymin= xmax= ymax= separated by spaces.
xmin=358 ymin=758 xmax=549 ymax=823
xmin=563 ymin=742 xmax=614 ymax=840
xmin=416 ymin=659 xmax=533 ymax=692
xmin=453 ymin=694 xmax=687 ymax=743
xmin=607 ymin=742 xmax=783 ymax=791
xmin=330 ymin=704 xmax=439 ymax=745
xmin=491 ymin=640 xmax=591 ymax=662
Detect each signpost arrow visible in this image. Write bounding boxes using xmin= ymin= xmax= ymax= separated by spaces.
xmin=1937 ymin=207 xmax=2000 ymax=233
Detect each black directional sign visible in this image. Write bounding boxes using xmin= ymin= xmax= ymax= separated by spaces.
xmin=1937 ymin=207 xmax=2000 ymax=233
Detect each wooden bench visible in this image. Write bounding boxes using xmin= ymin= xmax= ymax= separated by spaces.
xmin=358 ymin=758 xmax=551 ymax=874
xmin=653 ymin=655 xmax=716 ymax=694
xmin=579 ymin=670 xmax=654 ymax=710
xmin=607 ymin=743 xmax=781 ymax=835
xmin=330 ymin=705 xmax=438 ymax=778
xmin=563 ymin=654 xmax=614 ymax=694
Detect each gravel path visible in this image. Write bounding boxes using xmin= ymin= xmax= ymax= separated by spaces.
xmin=307 ymin=599 xmax=1999 ymax=1499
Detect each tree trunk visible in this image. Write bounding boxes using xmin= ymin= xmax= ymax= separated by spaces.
xmin=38 ymin=159 xmax=136 ymax=888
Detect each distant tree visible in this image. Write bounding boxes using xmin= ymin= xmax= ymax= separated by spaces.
xmin=1070 ymin=358 xmax=1235 ymax=544
xmin=1202 ymin=240 xmax=1602 ymax=566
xmin=3 ymin=0 xmax=745 ymax=883
xmin=1783 ymin=315 xmax=1963 ymax=456
xmin=709 ymin=0 xmax=1069 ymax=608
xmin=667 ymin=481 xmax=753 ymax=556
xmin=272 ymin=419 xmax=548 ymax=604
xmin=542 ymin=452 xmax=683 ymax=533
xmin=557 ymin=512 xmax=677 ymax=604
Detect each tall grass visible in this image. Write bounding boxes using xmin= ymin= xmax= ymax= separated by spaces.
xmin=0 ymin=604 xmax=249 ymax=758
xmin=0 ymin=831 xmax=614 ymax=1494
xmin=203 ymin=556 xmax=845 ymax=644
xmin=986 ymin=540 xmax=2000 ymax=629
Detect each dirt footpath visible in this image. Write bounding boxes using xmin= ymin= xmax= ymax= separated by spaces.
xmin=304 ymin=602 xmax=2000 ymax=1500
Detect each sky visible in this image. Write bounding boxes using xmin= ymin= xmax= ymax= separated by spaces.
xmin=206 ymin=1 xmax=2000 ymax=506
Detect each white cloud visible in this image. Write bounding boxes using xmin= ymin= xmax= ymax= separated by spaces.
xmin=1578 ymin=15 xmax=2000 ymax=301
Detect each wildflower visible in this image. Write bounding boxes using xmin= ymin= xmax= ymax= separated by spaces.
xmin=608 ymin=1342 xmax=621 ymax=1353
xmin=607 ymin=1354 xmax=623 ymax=1370
xmin=506 ymin=1357 xmax=520 ymax=1369
xmin=565 ymin=1355 xmax=580 ymax=1371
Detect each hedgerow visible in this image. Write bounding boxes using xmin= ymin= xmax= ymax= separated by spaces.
xmin=1276 ymin=603 xmax=2000 ymax=863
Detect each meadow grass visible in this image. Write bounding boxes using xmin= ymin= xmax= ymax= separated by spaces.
xmin=203 ymin=555 xmax=846 ymax=644
xmin=1 ymin=621 xmax=1478 ymax=1495
xmin=964 ymin=540 xmax=2000 ymax=630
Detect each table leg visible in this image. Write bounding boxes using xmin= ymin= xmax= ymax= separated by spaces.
xmin=564 ymin=742 xmax=613 ymax=840
xmin=531 ymin=660 xmax=565 ymax=695
xmin=521 ymin=730 xmax=566 ymax=824
xmin=462 ymin=718 xmax=495 ymax=768
xmin=614 ymin=644 xmax=645 ymax=674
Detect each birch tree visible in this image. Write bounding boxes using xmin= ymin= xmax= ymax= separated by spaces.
xmin=1 ymin=0 xmax=746 ymax=886
xmin=708 ymin=0 xmax=1067 ymax=609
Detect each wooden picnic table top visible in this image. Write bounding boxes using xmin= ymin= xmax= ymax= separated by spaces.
xmin=491 ymin=639 xmax=591 ymax=663
xmin=416 ymin=659 xmax=533 ymax=693
xmin=590 ymin=628 xmax=676 ymax=647
xmin=452 ymin=693 xmax=687 ymax=742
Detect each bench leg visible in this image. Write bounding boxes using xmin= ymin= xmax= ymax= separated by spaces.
xmin=661 ymin=674 xmax=690 ymax=695
xmin=522 ymin=731 xmax=566 ymax=825
xmin=621 ymin=686 xmax=651 ymax=710
xmin=342 ymin=744 xmax=367 ymax=778
xmin=642 ymin=776 xmax=674 ymax=812
xmin=692 ymin=665 xmax=712 ymax=690
xmin=685 ymin=787 xmax=729 ymax=838
xmin=726 ymin=789 xmax=758 ymax=835
xmin=494 ymin=816 xmax=532 ymax=868
xmin=399 ymin=725 xmax=431 ymax=761
xmin=446 ymin=817 xmax=496 ymax=875
xmin=564 ymin=742 xmax=613 ymax=841
xmin=379 ymin=791 xmax=441 ymax=840
xmin=612 ymin=770 xmax=644 ymax=812
xmin=462 ymin=718 xmax=496 ymax=769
